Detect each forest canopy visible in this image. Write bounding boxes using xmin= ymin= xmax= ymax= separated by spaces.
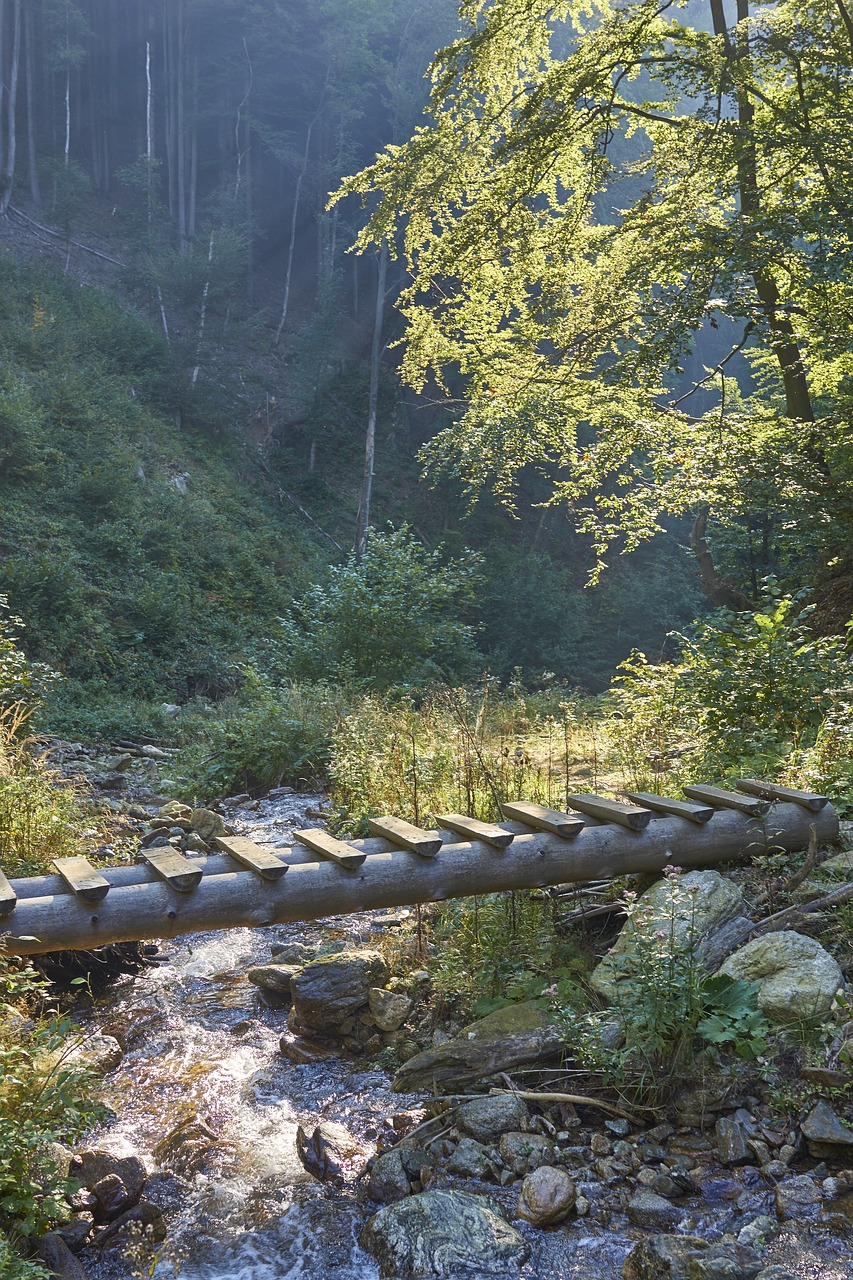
xmin=337 ymin=0 xmax=853 ymax=580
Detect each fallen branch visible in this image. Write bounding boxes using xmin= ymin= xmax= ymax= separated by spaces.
xmin=784 ymin=823 xmax=819 ymax=891
xmin=434 ymin=1089 xmax=641 ymax=1123
xmin=8 ymin=205 xmax=124 ymax=265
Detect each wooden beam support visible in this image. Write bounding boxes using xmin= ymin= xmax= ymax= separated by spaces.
xmin=142 ymin=849 xmax=204 ymax=894
xmin=4 ymin=801 xmax=836 ymax=955
xmin=435 ymin=814 xmax=514 ymax=850
xmin=626 ymin=792 xmax=715 ymax=824
xmin=52 ymin=857 xmax=111 ymax=904
xmin=736 ymin=779 xmax=828 ymax=812
xmin=213 ymin=835 xmax=289 ymax=881
xmin=566 ymin=793 xmax=652 ymax=831
xmin=683 ymin=785 xmax=770 ymax=817
xmin=500 ymin=802 xmax=584 ymax=839
xmin=367 ymin=816 xmax=442 ymax=858
xmin=293 ymin=828 xmax=366 ymax=870
xmin=0 ymin=869 xmax=17 ymax=918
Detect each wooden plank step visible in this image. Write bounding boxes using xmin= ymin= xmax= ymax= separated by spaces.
xmin=736 ymin=779 xmax=828 ymax=812
xmin=293 ymin=828 xmax=366 ymax=870
xmin=52 ymin=856 xmax=111 ymax=904
xmin=435 ymin=814 xmax=514 ymax=850
xmin=626 ymin=792 xmax=715 ymax=825
xmin=566 ymin=793 xmax=652 ymax=831
xmin=367 ymin=816 xmax=442 ymax=858
xmin=142 ymin=848 xmax=204 ymax=893
xmin=213 ymin=835 xmax=289 ymax=881
xmin=500 ymin=802 xmax=584 ymax=839
xmin=0 ymin=868 xmax=17 ymax=918
xmin=682 ymin=785 xmax=770 ymax=817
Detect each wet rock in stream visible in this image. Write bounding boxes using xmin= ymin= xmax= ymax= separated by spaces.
xmin=361 ymin=1189 xmax=529 ymax=1278
xmin=295 ymin=1120 xmax=370 ymax=1185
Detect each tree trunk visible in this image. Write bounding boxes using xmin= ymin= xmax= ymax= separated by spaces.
xmin=355 ymin=241 xmax=388 ymax=558
xmin=24 ymin=0 xmax=38 ymax=206
xmin=1 ymin=0 xmax=21 ymax=216
xmin=274 ymin=115 xmax=316 ymax=346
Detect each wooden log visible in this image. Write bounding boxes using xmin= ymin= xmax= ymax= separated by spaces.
xmin=625 ymin=792 xmax=715 ymax=824
xmin=566 ymin=793 xmax=652 ymax=831
xmin=293 ymin=828 xmax=366 ymax=870
xmin=213 ymin=835 xmax=289 ymax=881
xmin=500 ymin=802 xmax=584 ymax=839
xmin=367 ymin=816 xmax=443 ymax=857
xmin=142 ymin=849 xmax=204 ymax=894
xmin=435 ymin=814 xmax=514 ymax=850
xmin=52 ymin=857 xmax=111 ymax=904
xmin=5 ymin=802 xmax=838 ymax=955
xmin=736 ymin=779 xmax=828 ymax=812
xmin=0 ymin=869 xmax=17 ymax=918
xmin=682 ymin=785 xmax=770 ymax=817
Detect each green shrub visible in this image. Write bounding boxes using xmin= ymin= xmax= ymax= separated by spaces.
xmin=275 ymin=527 xmax=483 ymax=687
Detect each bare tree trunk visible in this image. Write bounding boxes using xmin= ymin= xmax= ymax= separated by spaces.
xmin=1 ymin=0 xmax=8 ymax=176
xmin=1 ymin=0 xmax=21 ymax=216
xmin=273 ymin=114 xmax=316 ymax=346
xmin=176 ymin=0 xmax=187 ymax=249
xmin=355 ymin=241 xmax=388 ymax=558
xmin=24 ymin=0 xmax=39 ymax=206
xmin=191 ymin=229 xmax=214 ymax=387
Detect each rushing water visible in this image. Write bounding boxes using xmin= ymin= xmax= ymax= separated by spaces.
xmin=78 ymin=793 xmax=853 ymax=1280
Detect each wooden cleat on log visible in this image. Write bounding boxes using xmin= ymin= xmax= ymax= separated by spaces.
xmin=500 ymin=802 xmax=584 ymax=838
xmin=566 ymin=793 xmax=652 ymax=831
xmin=367 ymin=816 xmax=442 ymax=857
xmin=682 ymin=785 xmax=770 ymax=817
xmin=213 ymin=835 xmax=289 ymax=881
xmin=142 ymin=848 xmax=204 ymax=893
xmin=625 ymin=792 xmax=715 ymax=824
xmin=52 ymin=857 xmax=111 ymax=904
xmin=736 ymin=779 xmax=828 ymax=812
xmin=435 ymin=814 xmax=514 ymax=850
xmin=293 ymin=828 xmax=366 ymax=870
xmin=0 ymin=868 xmax=17 ymax=917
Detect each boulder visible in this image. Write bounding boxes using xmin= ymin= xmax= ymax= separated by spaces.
xmin=715 ymin=1116 xmax=751 ymax=1166
xmin=800 ymin=1100 xmax=853 ymax=1157
xmin=457 ymin=1094 xmax=529 ymax=1144
xmin=190 ymin=807 xmax=226 ymax=841
xmin=592 ymin=871 xmax=745 ymax=1003
xmin=90 ymin=1174 xmax=132 ymax=1221
xmin=270 ymin=940 xmax=315 ymax=965
xmin=247 ymin=964 xmax=302 ymax=994
xmin=69 ymin=1146 xmax=146 ymax=1205
xmin=93 ymin=1202 xmax=166 ymax=1250
xmin=369 ymin=1148 xmax=412 ymax=1204
xmin=368 ymin=988 xmax=413 ymax=1033
xmin=516 ymin=1165 xmax=576 ymax=1225
xmin=497 ymin=1130 xmax=553 ymax=1177
xmin=294 ymin=1121 xmax=369 ymax=1185
xmin=447 ymin=1137 xmax=495 ymax=1179
xmin=717 ymin=931 xmax=842 ymax=1023
xmin=361 ymin=1189 xmax=528 ymax=1278
xmin=625 ymin=1190 xmax=683 ymax=1230
xmin=56 ymin=1214 xmax=94 ymax=1253
xmin=291 ymin=949 xmax=390 ymax=1032
xmin=623 ymin=1236 xmax=763 ymax=1280
xmin=34 ymin=1233 xmax=88 ymax=1280
xmin=394 ymin=1001 xmax=562 ymax=1092
xmin=152 ymin=1113 xmax=231 ymax=1177
xmin=774 ymin=1174 xmax=823 ymax=1220
xmin=67 ymin=1033 xmax=123 ymax=1075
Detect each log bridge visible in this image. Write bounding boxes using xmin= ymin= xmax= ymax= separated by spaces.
xmin=0 ymin=780 xmax=838 ymax=957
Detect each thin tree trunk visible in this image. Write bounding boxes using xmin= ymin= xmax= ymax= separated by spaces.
xmin=1 ymin=0 xmax=21 ymax=217
xmin=1 ymin=0 xmax=8 ymax=176
xmin=145 ymin=38 xmax=153 ymax=230
xmin=273 ymin=114 xmax=316 ymax=346
xmin=24 ymin=0 xmax=39 ymax=207
xmin=176 ymin=0 xmax=187 ymax=249
xmin=191 ymin=229 xmax=214 ymax=387
xmin=355 ymin=241 xmax=388 ymax=558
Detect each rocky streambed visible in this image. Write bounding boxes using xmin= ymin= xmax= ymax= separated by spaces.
xmin=38 ymin=789 xmax=853 ymax=1280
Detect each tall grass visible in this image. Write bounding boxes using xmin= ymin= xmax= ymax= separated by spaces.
xmin=0 ymin=704 xmax=82 ymax=876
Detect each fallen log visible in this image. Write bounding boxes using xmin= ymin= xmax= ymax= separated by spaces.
xmin=1 ymin=801 xmax=838 ymax=956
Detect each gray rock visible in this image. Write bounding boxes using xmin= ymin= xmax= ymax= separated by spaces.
xmin=737 ymin=1216 xmax=778 ymax=1248
xmin=90 ymin=1173 xmax=132 ymax=1221
xmin=592 ymin=871 xmax=745 ymax=1003
xmin=622 ymin=1236 xmax=762 ymax=1280
xmin=361 ymin=1189 xmax=528 ymax=1278
xmin=394 ymin=1001 xmax=562 ymax=1092
xmin=774 ymin=1174 xmax=823 ymax=1220
xmin=815 ymin=850 xmax=853 ymax=876
xmin=457 ymin=1094 xmax=529 ymax=1143
xmin=715 ymin=1117 xmax=751 ymax=1166
xmin=247 ymin=963 xmax=302 ymax=994
xmin=447 ymin=1137 xmax=494 ymax=1179
xmin=291 ymin=949 xmax=390 ymax=1031
xmin=67 ymin=1033 xmax=123 ymax=1075
xmin=295 ymin=1121 xmax=369 ymax=1185
xmin=270 ymin=940 xmax=315 ymax=965
xmin=55 ymin=1214 xmax=94 ymax=1253
xmin=369 ymin=1148 xmax=412 ymax=1204
xmin=516 ymin=1165 xmax=576 ymax=1225
xmin=717 ymin=931 xmax=842 ymax=1023
xmin=625 ymin=1190 xmax=683 ymax=1229
xmin=35 ymin=1233 xmax=88 ymax=1280
xmin=800 ymin=1100 xmax=853 ymax=1156
xmin=368 ymin=988 xmax=413 ymax=1033
xmin=190 ymin=807 xmax=226 ymax=841
xmin=69 ymin=1147 xmax=146 ymax=1204
xmin=498 ymin=1130 xmax=554 ymax=1177
xmin=94 ymin=1201 xmax=166 ymax=1250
